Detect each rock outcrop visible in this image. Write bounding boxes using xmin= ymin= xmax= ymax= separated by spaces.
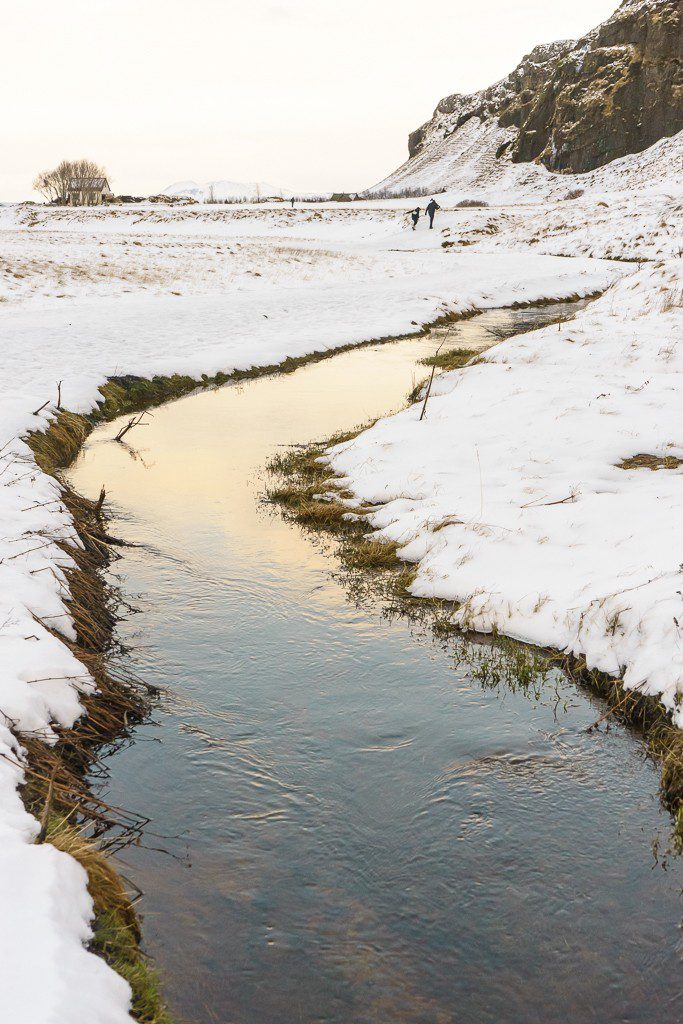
xmin=406 ymin=0 xmax=681 ymax=176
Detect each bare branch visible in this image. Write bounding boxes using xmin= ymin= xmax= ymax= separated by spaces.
xmin=114 ymin=412 xmax=149 ymax=443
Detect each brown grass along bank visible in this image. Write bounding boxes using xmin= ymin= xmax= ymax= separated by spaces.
xmin=24 ymin=411 xmax=173 ymax=1021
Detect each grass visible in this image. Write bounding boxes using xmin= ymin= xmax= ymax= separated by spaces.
xmin=47 ymin=817 xmax=171 ymax=1024
xmin=618 ymin=453 xmax=683 ymax=471
xmin=420 ymin=346 xmax=480 ymax=371
xmin=24 ymin=410 xmax=172 ymax=1022
xmin=265 ymin=430 xmax=414 ymax=594
xmin=407 ymin=348 xmax=482 ymax=403
xmin=341 ymin=538 xmax=402 ymax=571
xmin=27 ymin=410 xmax=92 ymax=474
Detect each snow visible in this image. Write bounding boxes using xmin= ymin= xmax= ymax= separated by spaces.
xmin=162 ymin=178 xmax=297 ymax=202
xmin=373 ymin=118 xmax=683 ymax=206
xmin=0 ymin=126 xmax=681 ymax=1019
xmin=326 ymin=263 xmax=683 ymax=721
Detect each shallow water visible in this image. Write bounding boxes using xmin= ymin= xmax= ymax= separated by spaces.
xmin=69 ymin=306 xmax=683 ymax=1024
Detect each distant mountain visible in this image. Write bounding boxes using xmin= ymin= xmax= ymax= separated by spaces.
xmin=162 ymin=179 xmax=298 ymax=202
xmin=371 ymin=0 xmax=682 ymax=196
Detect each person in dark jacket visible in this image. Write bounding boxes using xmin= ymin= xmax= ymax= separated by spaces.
xmin=410 ymin=207 xmax=420 ymax=230
xmin=426 ymin=198 xmax=440 ymax=228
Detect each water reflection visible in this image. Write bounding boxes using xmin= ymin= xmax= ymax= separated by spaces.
xmin=68 ymin=305 xmax=682 ymax=1024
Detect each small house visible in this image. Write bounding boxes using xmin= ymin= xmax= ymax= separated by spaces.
xmin=67 ymin=177 xmax=112 ymax=206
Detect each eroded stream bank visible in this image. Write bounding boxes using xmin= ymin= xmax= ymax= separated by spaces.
xmin=67 ymin=304 xmax=683 ymax=1024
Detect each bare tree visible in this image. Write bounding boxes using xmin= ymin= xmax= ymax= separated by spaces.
xmin=33 ymin=168 xmax=63 ymax=202
xmin=33 ymin=158 xmax=109 ymax=203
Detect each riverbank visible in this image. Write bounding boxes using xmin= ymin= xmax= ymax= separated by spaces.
xmin=263 ymin=259 xmax=683 ymax=835
xmin=266 ymin=403 xmax=683 ymax=845
xmin=316 ymin=263 xmax=683 ymax=725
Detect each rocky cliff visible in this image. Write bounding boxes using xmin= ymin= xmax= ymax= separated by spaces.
xmin=397 ymin=0 xmax=681 ymax=185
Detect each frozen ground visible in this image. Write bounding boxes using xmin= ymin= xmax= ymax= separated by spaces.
xmin=0 ymin=131 xmax=681 ymax=1021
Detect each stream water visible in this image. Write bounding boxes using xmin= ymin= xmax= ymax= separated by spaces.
xmin=68 ymin=306 xmax=682 ymax=1024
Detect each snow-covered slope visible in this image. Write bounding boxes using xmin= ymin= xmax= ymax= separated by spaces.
xmin=373 ymin=121 xmax=683 ymax=205
xmin=162 ymin=178 xmax=296 ymax=202
xmin=371 ymin=0 xmax=682 ymax=198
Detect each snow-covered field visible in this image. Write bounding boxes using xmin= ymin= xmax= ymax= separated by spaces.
xmin=0 ymin=131 xmax=681 ymax=1020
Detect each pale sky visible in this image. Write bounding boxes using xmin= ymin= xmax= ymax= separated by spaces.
xmin=1 ymin=0 xmax=619 ymax=201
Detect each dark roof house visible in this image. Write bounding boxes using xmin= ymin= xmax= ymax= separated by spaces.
xmin=67 ymin=177 xmax=112 ymax=206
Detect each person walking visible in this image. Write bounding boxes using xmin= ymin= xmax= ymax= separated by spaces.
xmin=290 ymin=197 xmax=295 ymax=208
xmin=410 ymin=207 xmax=420 ymax=230
xmin=426 ymin=197 xmax=440 ymax=228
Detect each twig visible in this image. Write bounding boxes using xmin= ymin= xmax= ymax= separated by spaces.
xmin=32 ymin=400 xmax=50 ymax=417
xmin=94 ymin=486 xmax=106 ymax=514
xmin=1 ymin=540 xmax=54 ymax=562
xmin=521 ymin=494 xmax=575 ymax=509
xmin=36 ymin=765 xmax=58 ymax=843
xmin=20 ymin=499 xmax=63 ymax=512
xmin=419 ymin=332 xmax=450 ymax=421
xmin=114 ymin=412 xmax=148 ymax=443
xmin=56 ymin=380 xmax=62 ymax=410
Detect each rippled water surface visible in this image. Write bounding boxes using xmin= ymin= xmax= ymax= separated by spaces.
xmin=68 ymin=307 xmax=682 ymax=1024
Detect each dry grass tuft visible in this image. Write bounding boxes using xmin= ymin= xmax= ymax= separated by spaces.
xmin=46 ymin=816 xmax=138 ymax=933
xmin=47 ymin=817 xmax=171 ymax=1023
xmin=420 ymin=347 xmax=480 ymax=372
xmin=561 ymin=657 xmax=683 ymax=845
xmin=618 ymin=453 xmax=682 ymax=471
xmin=266 ymin=428 xmax=408 ymax=584
xmin=341 ymin=538 xmax=402 ymax=572
xmin=27 ymin=411 xmax=92 ymax=474
xmin=658 ymin=730 xmax=683 ymax=814
xmin=296 ymin=498 xmax=351 ymax=529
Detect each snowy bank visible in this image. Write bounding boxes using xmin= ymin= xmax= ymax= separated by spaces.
xmin=327 ymin=262 xmax=683 ymax=722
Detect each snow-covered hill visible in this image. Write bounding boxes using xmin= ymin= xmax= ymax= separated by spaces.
xmin=162 ymin=178 xmax=297 ymax=202
xmin=371 ymin=0 xmax=682 ymax=199
xmin=370 ymin=125 xmax=683 ymax=205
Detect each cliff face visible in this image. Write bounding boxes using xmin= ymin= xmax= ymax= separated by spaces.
xmin=407 ymin=0 xmax=682 ymax=176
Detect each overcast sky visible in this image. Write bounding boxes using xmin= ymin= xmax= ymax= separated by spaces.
xmin=1 ymin=0 xmax=619 ymax=200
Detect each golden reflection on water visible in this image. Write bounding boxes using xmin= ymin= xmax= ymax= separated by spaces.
xmin=71 ymin=333 xmax=446 ymax=568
